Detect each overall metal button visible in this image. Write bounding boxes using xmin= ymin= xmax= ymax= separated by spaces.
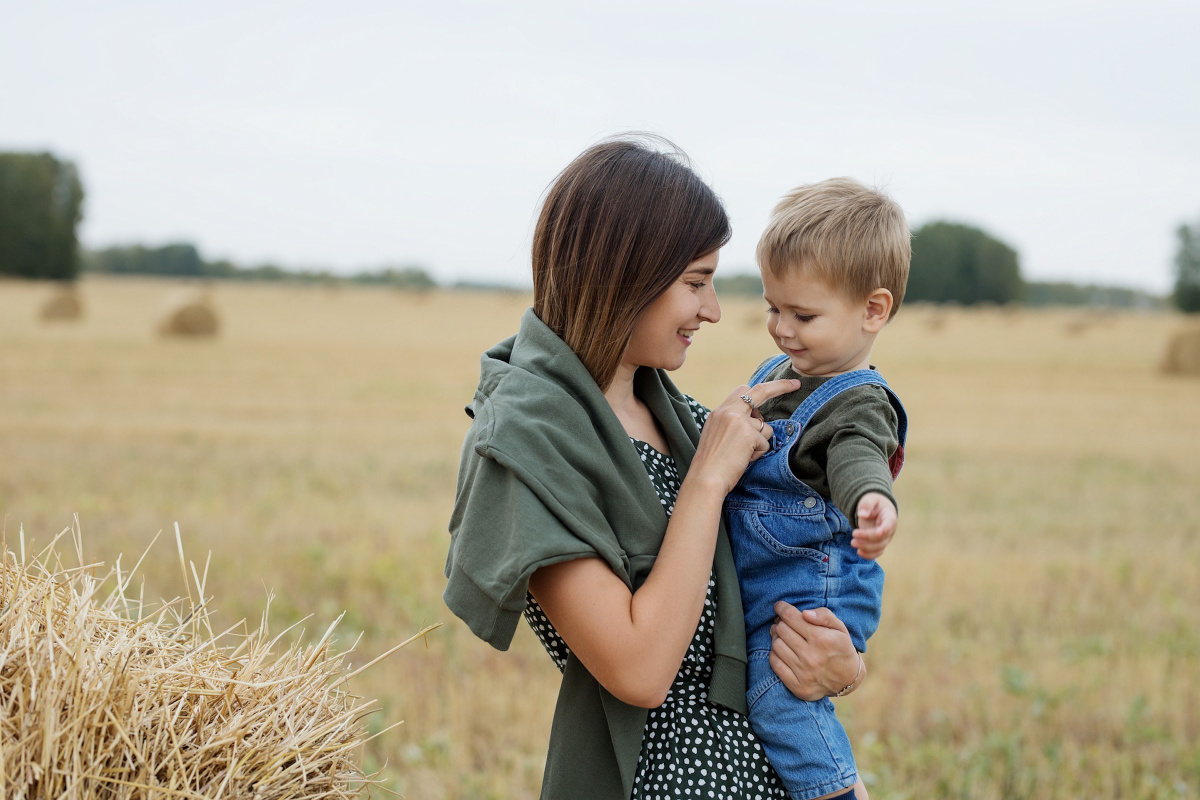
xmin=785 ymin=422 xmax=796 ymax=436
xmin=803 ymin=496 xmax=818 ymax=509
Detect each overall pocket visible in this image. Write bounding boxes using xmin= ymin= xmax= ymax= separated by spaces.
xmin=746 ymin=508 xmax=833 ymax=559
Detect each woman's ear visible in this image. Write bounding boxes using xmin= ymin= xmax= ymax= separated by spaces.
xmin=863 ymin=288 xmax=893 ymax=333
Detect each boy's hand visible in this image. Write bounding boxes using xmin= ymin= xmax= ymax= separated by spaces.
xmin=851 ymin=492 xmax=897 ymax=559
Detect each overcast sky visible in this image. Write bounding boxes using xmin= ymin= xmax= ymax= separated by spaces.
xmin=3 ymin=1 xmax=1197 ymax=292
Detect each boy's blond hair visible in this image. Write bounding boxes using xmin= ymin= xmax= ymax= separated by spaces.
xmin=757 ymin=177 xmax=910 ymax=318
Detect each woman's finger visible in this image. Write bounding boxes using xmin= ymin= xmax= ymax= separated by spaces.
xmin=795 ymin=605 xmax=852 ymax=635
xmin=744 ymin=378 xmax=801 ymax=408
xmin=773 ymin=601 xmax=814 ymax=643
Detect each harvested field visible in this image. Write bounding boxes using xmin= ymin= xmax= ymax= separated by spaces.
xmin=1 ymin=276 xmax=1197 ymax=798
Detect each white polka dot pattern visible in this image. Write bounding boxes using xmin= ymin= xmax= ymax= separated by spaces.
xmin=522 ymin=396 xmax=787 ymax=798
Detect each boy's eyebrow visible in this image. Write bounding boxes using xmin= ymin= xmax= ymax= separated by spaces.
xmin=763 ymin=292 xmax=816 ymax=312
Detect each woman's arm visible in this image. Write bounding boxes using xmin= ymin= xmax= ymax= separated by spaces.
xmin=769 ymin=603 xmax=864 ymax=701
xmin=528 ymin=475 xmax=725 ymax=707
xmin=529 ymin=379 xmax=798 ymax=708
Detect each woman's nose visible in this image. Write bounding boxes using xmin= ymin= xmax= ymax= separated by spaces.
xmin=701 ymin=286 xmax=721 ymax=324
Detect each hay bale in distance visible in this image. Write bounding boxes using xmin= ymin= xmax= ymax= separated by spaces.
xmin=39 ymin=287 xmax=83 ymax=321
xmin=0 ymin=525 xmax=437 ymax=798
xmin=1161 ymin=327 xmax=1200 ymax=376
xmin=157 ymin=293 xmax=219 ymax=337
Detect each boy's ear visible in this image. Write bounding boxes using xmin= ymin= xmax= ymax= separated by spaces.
xmin=863 ymin=288 xmax=893 ymax=333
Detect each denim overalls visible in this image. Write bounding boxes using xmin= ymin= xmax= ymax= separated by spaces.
xmin=725 ymin=355 xmax=907 ymax=800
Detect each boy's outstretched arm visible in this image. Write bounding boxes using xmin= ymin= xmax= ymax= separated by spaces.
xmin=851 ymin=491 xmax=897 ymax=559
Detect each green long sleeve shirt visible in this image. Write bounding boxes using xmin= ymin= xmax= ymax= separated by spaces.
xmin=755 ymin=359 xmax=901 ymax=526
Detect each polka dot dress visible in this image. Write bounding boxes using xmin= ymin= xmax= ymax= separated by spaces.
xmin=523 ymin=398 xmax=788 ymax=799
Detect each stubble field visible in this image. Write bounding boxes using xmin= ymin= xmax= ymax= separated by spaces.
xmin=1 ymin=276 xmax=1198 ymax=799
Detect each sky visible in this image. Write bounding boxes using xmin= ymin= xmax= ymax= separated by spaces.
xmin=3 ymin=1 xmax=1198 ymax=293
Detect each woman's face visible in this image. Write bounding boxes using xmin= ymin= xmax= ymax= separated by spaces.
xmin=622 ymin=251 xmax=722 ymax=373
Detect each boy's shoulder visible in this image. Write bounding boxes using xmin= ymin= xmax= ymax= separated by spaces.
xmin=755 ymin=357 xmax=901 ymax=430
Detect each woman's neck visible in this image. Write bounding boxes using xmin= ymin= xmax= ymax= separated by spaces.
xmin=604 ymin=364 xmax=670 ymax=452
xmin=603 ymin=361 xmax=637 ymax=413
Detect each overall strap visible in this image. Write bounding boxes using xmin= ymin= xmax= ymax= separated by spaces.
xmin=794 ymin=370 xmax=909 ymax=477
xmin=747 ymin=354 xmax=791 ymax=387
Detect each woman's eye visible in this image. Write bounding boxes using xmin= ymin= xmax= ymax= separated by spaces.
xmin=689 ymin=281 xmax=706 ymax=290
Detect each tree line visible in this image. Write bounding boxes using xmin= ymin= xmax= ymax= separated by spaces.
xmin=82 ymin=242 xmax=436 ymax=289
xmin=2 ymin=150 xmax=1197 ymax=310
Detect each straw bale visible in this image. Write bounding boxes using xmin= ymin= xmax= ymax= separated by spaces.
xmin=1161 ymin=326 xmax=1200 ymax=376
xmin=40 ymin=288 xmax=83 ymax=321
xmin=157 ymin=294 xmax=219 ymax=338
xmin=0 ymin=525 xmax=435 ymax=799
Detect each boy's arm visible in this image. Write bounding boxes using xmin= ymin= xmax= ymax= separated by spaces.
xmin=851 ymin=492 xmax=897 ymax=559
xmin=820 ymin=387 xmax=900 ymax=557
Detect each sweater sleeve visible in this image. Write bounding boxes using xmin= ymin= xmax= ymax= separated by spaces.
xmin=821 ymin=387 xmax=900 ymax=527
xmin=445 ymin=437 xmax=607 ymax=652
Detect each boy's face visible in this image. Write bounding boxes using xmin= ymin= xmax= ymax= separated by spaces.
xmin=761 ymin=267 xmax=878 ymax=377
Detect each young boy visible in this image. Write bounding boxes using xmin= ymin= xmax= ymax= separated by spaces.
xmin=725 ymin=177 xmax=910 ymax=800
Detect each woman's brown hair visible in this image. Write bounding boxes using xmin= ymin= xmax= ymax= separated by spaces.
xmin=532 ymin=135 xmax=731 ymax=390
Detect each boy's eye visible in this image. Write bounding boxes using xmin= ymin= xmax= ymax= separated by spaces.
xmin=765 ymin=306 xmax=779 ymax=315
xmin=795 ymin=314 xmax=816 ymax=323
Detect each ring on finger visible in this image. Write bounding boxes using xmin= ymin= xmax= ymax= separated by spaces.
xmin=740 ymin=394 xmax=756 ymax=411
xmin=758 ymin=418 xmax=765 ymax=433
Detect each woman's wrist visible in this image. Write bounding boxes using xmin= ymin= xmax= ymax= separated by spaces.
xmin=679 ymin=468 xmax=732 ymax=502
xmin=832 ymin=653 xmax=865 ymax=698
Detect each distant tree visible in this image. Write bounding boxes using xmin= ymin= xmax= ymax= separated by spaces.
xmin=714 ymin=272 xmax=764 ymax=297
xmin=907 ymin=221 xmax=1023 ymax=305
xmin=0 ymin=152 xmax=85 ymax=280
xmin=1025 ymin=281 xmax=1164 ymax=309
xmin=353 ymin=265 xmax=437 ymax=289
xmin=87 ymin=243 xmax=203 ymax=277
xmin=1173 ymin=214 xmax=1200 ymax=313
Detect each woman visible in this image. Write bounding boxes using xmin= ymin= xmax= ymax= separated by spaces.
xmin=445 ymin=136 xmax=863 ymax=799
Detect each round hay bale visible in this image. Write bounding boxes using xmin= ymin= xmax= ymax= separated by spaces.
xmin=0 ymin=528 xmax=430 ymax=798
xmin=1161 ymin=326 xmax=1200 ymax=376
xmin=39 ymin=288 xmax=83 ymax=322
xmin=156 ymin=294 xmax=219 ymax=338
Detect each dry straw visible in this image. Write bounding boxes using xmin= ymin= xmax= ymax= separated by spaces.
xmin=0 ymin=522 xmax=436 ymax=799
xmin=157 ymin=293 xmax=219 ymax=338
xmin=40 ymin=287 xmax=83 ymax=322
xmin=1161 ymin=326 xmax=1200 ymax=376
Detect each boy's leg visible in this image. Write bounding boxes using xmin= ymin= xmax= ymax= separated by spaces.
xmin=748 ymin=652 xmax=858 ymax=800
xmin=823 ymin=780 xmax=867 ymax=800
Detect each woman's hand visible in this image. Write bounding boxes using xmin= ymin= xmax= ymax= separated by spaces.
xmin=690 ymin=379 xmax=800 ymax=495
xmin=769 ymin=603 xmax=863 ymax=701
